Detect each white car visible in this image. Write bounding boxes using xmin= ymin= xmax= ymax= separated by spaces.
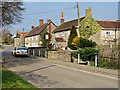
xmin=12 ymin=47 xmax=28 ymax=56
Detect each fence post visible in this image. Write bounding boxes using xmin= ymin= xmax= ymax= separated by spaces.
xmin=78 ymin=54 xmax=80 ymax=64
xmin=33 ymin=49 xmax=34 ymax=55
xmin=39 ymin=49 xmax=40 ymax=57
xmin=95 ymin=55 xmax=97 ymax=67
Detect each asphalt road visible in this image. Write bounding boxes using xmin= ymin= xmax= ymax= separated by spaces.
xmin=2 ymin=46 xmax=118 ymax=88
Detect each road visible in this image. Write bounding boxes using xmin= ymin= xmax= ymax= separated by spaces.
xmin=2 ymin=46 xmax=118 ymax=88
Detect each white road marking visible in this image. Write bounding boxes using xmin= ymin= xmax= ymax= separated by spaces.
xmin=56 ymin=64 xmax=118 ymax=80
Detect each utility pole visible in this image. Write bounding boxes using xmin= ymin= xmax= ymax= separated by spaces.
xmin=23 ymin=28 xmax=25 ymax=46
xmin=77 ymin=2 xmax=80 ymax=45
xmin=77 ymin=2 xmax=80 ymax=64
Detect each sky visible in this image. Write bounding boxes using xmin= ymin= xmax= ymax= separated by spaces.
xmin=9 ymin=2 xmax=119 ymax=35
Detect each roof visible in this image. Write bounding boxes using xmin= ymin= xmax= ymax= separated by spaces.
xmin=26 ymin=23 xmax=48 ymax=37
xmin=14 ymin=34 xmax=20 ymax=38
xmin=55 ymin=37 xmax=65 ymax=42
xmin=52 ymin=16 xmax=120 ymax=33
xmin=53 ymin=16 xmax=85 ymax=33
xmin=96 ymin=20 xmax=120 ymax=28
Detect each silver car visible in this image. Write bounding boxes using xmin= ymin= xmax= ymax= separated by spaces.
xmin=12 ymin=47 xmax=28 ymax=56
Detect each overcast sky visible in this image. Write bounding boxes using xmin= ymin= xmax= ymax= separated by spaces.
xmin=9 ymin=1 xmax=119 ymax=35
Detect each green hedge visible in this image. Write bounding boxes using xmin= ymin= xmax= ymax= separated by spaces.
xmin=71 ymin=48 xmax=98 ymax=61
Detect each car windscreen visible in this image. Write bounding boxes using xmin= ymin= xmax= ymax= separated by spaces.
xmin=17 ymin=48 xmax=27 ymax=50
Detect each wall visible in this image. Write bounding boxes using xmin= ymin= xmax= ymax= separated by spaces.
xmin=48 ymin=50 xmax=71 ymax=62
xmin=52 ymin=30 xmax=70 ymax=48
xmin=25 ymin=35 xmax=40 ymax=47
xmin=14 ymin=38 xmax=20 ymax=47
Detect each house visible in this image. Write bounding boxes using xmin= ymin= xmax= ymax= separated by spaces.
xmin=14 ymin=30 xmax=29 ymax=47
xmin=25 ymin=19 xmax=57 ymax=47
xmin=52 ymin=8 xmax=120 ymax=49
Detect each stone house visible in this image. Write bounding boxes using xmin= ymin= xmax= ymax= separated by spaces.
xmin=14 ymin=30 xmax=29 ymax=47
xmin=52 ymin=8 xmax=120 ymax=49
xmin=25 ymin=19 xmax=57 ymax=47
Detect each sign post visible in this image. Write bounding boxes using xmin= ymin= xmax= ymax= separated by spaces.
xmin=44 ymin=32 xmax=50 ymax=58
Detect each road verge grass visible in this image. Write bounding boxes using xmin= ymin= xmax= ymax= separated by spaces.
xmin=2 ymin=66 xmax=37 ymax=88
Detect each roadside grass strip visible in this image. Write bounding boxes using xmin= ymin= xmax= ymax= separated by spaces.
xmin=2 ymin=67 xmax=37 ymax=88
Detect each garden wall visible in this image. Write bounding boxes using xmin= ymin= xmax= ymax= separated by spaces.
xmin=48 ymin=50 xmax=71 ymax=62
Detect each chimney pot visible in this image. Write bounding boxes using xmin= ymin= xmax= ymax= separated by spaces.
xmin=47 ymin=19 xmax=51 ymax=24
xmin=31 ymin=26 xmax=34 ymax=29
xmin=39 ymin=19 xmax=44 ymax=26
xmin=61 ymin=12 xmax=64 ymax=24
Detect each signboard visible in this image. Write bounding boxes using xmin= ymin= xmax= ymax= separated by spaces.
xmin=44 ymin=33 xmax=50 ymax=41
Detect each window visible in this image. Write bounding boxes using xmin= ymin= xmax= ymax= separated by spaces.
xmin=106 ymin=31 xmax=110 ymax=35
xmin=56 ymin=32 xmax=59 ymax=37
xmin=36 ymin=36 xmax=37 ymax=40
xmin=32 ymin=37 xmax=34 ymax=40
xmin=68 ymin=31 xmax=70 ymax=36
xmin=62 ymin=32 xmax=64 ymax=36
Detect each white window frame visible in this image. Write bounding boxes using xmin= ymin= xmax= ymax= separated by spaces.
xmin=56 ymin=32 xmax=59 ymax=37
xmin=106 ymin=31 xmax=110 ymax=35
xmin=36 ymin=36 xmax=37 ymax=40
xmin=62 ymin=32 xmax=64 ymax=36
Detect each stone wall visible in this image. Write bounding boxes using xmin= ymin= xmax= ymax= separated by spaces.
xmin=48 ymin=50 xmax=71 ymax=62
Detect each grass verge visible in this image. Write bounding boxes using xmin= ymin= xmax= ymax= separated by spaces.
xmin=2 ymin=67 xmax=37 ymax=88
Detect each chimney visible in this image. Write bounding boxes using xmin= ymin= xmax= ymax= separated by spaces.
xmin=61 ymin=12 xmax=64 ymax=24
xmin=39 ymin=19 xmax=44 ymax=26
xmin=85 ymin=7 xmax=92 ymax=16
xmin=47 ymin=19 xmax=51 ymax=34
xmin=31 ymin=26 xmax=34 ymax=29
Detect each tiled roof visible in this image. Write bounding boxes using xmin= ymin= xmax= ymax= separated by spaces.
xmin=55 ymin=37 xmax=65 ymax=42
xmin=96 ymin=20 xmax=120 ymax=28
xmin=52 ymin=16 xmax=85 ymax=33
xmin=26 ymin=23 xmax=48 ymax=37
xmin=14 ymin=34 xmax=20 ymax=38
xmin=53 ymin=17 xmax=120 ymax=33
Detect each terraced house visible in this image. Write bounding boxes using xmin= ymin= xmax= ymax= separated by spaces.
xmin=52 ymin=8 xmax=120 ymax=49
xmin=25 ymin=19 xmax=57 ymax=47
xmin=14 ymin=30 xmax=29 ymax=47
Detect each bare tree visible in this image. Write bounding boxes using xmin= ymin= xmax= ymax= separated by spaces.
xmin=2 ymin=0 xmax=25 ymax=27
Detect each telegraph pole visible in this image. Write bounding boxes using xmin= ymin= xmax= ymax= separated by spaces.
xmin=77 ymin=2 xmax=80 ymax=64
xmin=23 ymin=28 xmax=25 ymax=46
xmin=77 ymin=2 xmax=80 ymax=42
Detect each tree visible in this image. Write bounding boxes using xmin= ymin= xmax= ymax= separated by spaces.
xmin=2 ymin=1 xmax=25 ymax=27
xmin=67 ymin=26 xmax=77 ymax=50
xmin=72 ymin=36 xmax=97 ymax=49
xmin=40 ymin=28 xmax=52 ymax=47
xmin=2 ymin=28 xmax=13 ymax=44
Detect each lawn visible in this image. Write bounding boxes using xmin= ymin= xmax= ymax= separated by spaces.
xmin=2 ymin=67 xmax=37 ymax=88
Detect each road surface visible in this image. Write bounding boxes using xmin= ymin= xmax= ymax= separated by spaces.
xmin=2 ymin=46 xmax=118 ymax=88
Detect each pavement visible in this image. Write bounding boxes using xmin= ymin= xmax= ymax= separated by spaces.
xmin=30 ymin=55 xmax=118 ymax=77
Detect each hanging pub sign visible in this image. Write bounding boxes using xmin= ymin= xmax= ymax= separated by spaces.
xmin=44 ymin=32 xmax=50 ymax=41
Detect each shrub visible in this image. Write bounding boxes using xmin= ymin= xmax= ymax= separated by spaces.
xmin=71 ymin=48 xmax=98 ymax=61
xmin=67 ymin=26 xmax=78 ymax=50
xmin=72 ymin=36 xmax=97 ymax=49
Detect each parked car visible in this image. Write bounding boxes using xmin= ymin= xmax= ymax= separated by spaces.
xmin=12 ymin=47 xmax=28 ymax=56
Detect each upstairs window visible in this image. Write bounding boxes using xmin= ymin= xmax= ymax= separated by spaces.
xmin=56 ymin=32 xmax=59 ymax=37
xmin=106 ymin=31 xmax=110 ymax=35
xmin=62 ymin=32 xmax=64 ymax=36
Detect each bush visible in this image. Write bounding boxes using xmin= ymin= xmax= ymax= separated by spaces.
xmin=71 ymin=48 xmax=98 ymax=61
xmin=72 ymin=36 xmax=97 ymax=49
xmin=67 ymin=26 xmax=78 ymax=50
